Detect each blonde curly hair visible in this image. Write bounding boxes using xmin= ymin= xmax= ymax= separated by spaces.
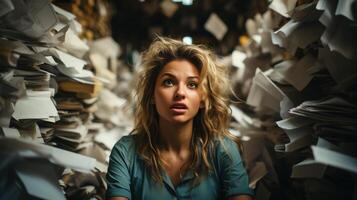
xmin=132 ymin=36 xmax=233 ymax=185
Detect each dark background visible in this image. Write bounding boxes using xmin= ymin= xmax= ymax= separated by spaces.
xmin=110 ymin=0 xmax=269 ymax=56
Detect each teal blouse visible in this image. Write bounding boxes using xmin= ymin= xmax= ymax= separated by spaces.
xmin=106 ymin=135 xmax=253 ymax=200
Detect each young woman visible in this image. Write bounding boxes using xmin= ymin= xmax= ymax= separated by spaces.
xmin=106 ymin=37 xmax=253 ymax=200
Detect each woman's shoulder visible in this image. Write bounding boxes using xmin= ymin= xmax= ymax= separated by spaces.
xmin=112 ymin=134 xmax=137 ymax=155
xmin=214 ymin=136 xmax=238 ymax=151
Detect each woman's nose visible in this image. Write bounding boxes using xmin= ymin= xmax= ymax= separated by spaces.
xmin=174 ymin=83 xmax=186 ymax=99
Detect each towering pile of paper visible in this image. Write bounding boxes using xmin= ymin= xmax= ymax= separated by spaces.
xmin=228 ymin=0 xmax=357 ymax=199
xmin=0 ymin=0 xmax=133 ymax=199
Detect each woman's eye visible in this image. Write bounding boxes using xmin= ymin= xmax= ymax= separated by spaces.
xmin=188 ymin=82 xmax=198 ymax=89
xmin=163 ymin=79 xmax=174 ymax=86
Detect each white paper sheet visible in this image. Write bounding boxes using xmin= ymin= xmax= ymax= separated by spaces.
xmin=12 ymin=90 xmax=58 ymax=120
xmin=0 ymin=138 xmax=96 ymax=172
xmin=94 ymin=127 xmax=130 ymax=150
xmin=49 ymin=48 xmax=87 ymax=73
xmin=16 ymin=161 xmax=66 ymax=200
xmin=312 ymin=145 xmax=357 ymax=174
xmin=247 ymin=69 xmax=287 ymax=113
xmin=291 ymin=159 xmax=327 ymax=178
xmin=1 ymin=127 xmax=21 ymax=138
xmin=275 ymin=116 xmax=314 ymax=152
xmin=61 ymin=28 xmax=89 ymax=58
xmin=204 ymin=13 xmax=228 ymax=40
xmin=269 ymin=0 xmax=297 ymax=18
xmin=1 ymin=0 xmax=58 ymax=38
xmin=335 ymin=0 xmax=355 ymax=21
xmin=274 ymin=54 xmax=316 ymax=91
xmin=232 ymin=50 xmax=247 ymax=69
xmin=90 ymin=37 xmax=121 ymax=59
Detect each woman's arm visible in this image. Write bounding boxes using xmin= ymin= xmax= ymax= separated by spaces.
xmin=106 ymin=137 xmax=132 ymax=199
xmin=219 ymin=138 xmax=255 ymax=198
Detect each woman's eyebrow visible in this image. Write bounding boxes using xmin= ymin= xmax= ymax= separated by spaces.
xmin=187 ymin=76 xmax=199 ymax=80
xmin=159 ymin=73 xmax=199 ymax=80
xmin=159 ymin=73 xmax=176 ymax=79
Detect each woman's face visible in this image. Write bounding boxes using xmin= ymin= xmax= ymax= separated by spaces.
xmin=153 ymin=59 xmax=202 ymax=124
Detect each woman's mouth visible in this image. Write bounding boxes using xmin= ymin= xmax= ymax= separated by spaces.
xmin=170 ymin=103 xmax=188 ymax=113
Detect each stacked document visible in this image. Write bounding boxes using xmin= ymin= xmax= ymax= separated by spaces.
xmin=0 ymin=0 xmax=133 ymax=199
xmin=0 ymin=137 xmax=96 ymax=199
xmin=228 ymin=0 xmax=357 ymax=199
xmin=274 ymin=116 xmax=314 ymax=152
xmin=247 ymin=68 xmax=288 ymax=114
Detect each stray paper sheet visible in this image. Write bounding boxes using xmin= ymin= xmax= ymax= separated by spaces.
xmin=204 ymin=13 xmax=228 ymax=40
xmin=312 ymin=145 xmax=357 ymax=174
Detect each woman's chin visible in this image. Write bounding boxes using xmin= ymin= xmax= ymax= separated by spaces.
xmin=166 ymin=116 xmax=194 ymax=124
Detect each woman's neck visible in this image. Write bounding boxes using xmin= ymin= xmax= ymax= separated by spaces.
xmin=158 ymin=119 xmax=193 ymax=153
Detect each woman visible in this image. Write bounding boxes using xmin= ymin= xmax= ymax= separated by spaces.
xmin=106 ymin=37 xmax=253 ymax=200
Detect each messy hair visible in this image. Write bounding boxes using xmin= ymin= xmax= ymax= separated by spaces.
xmin=132 ymin=36 xmax=233 ymax=184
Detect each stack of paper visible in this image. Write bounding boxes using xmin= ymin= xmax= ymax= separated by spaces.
xmin=89 ymin=37 xmax=121 ymax=89
xmin=225 ymin=6 xmax=292 ymax=197
xmin=0 ymin=1 xmax=134 ymax=199
xmin=0 ymin=137 xmax=97 ymax=199
xmin=290 ymin=97 xmax=357 ymax=124
xmin=229 ymin=103 xmax=285 ymax=197
xmin=94 ymin=88 xmax=132 ymax=128
xmin=274 ymin=116 xmax=314 ymax=152
xmin=0 ymin=0 xmax=58 ymax=40
xmin=228 ymin=0 xmax=357 ymax=198
xmin=317 ymin=0 xmax=357 ymax=60
xmin=57 ymin=0 xmax=112 ymax=41
xmin=247 ymin=68 xmax=288 ymax=114
xmin=272 ymin=18 xmax=324 ymax=55
xmin=270 ymin=54 xmax=316 ymax=91
xmin=0 ymin=1 xmax=62 ymax=143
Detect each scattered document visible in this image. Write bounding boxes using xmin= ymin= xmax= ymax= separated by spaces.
xmin=0 ymin=0 xmax=58 ymax=39
xmin=290 ymin=1 xmax=321 ymax=22
xmin=247 ymin=68 xmax=287 ymax=113
xmin=60 ymin=29 xmax=89 ymax=58
xmin=204 ymin=13 xmax=228 ymax=40
xmin=289 ymin=97 xmax=357 ymax=124
xmin=0 ymin=138 xmax=96 ymax=172
xmin=15 ymin=160 xmax=66 ymax=200
xmin=94 ymin=127 xmax=130 ymax=150
xmin=1 ymin=127 xmax=21 ymax=138
xmin=291 ymin=159 xmax=327 ymax=178
xmin=12 ymin=90 xmax=58 ymax=121
xmin=273 ymin=54 xmax=316 ymax=91
xmin=335 ymin=0 xmax=355 ymax=21
xmin=269 ymin=0 xmax=297 ymax=18
xmin=231 ymin=50 xmax=247 ymax=69
xmin=312 ymin=145 xmax=357 ymax=174
xmin=275 ymin=116 xmax=314 ymax=152
xmin=49 ymin=48 xmax=87 ymax=73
